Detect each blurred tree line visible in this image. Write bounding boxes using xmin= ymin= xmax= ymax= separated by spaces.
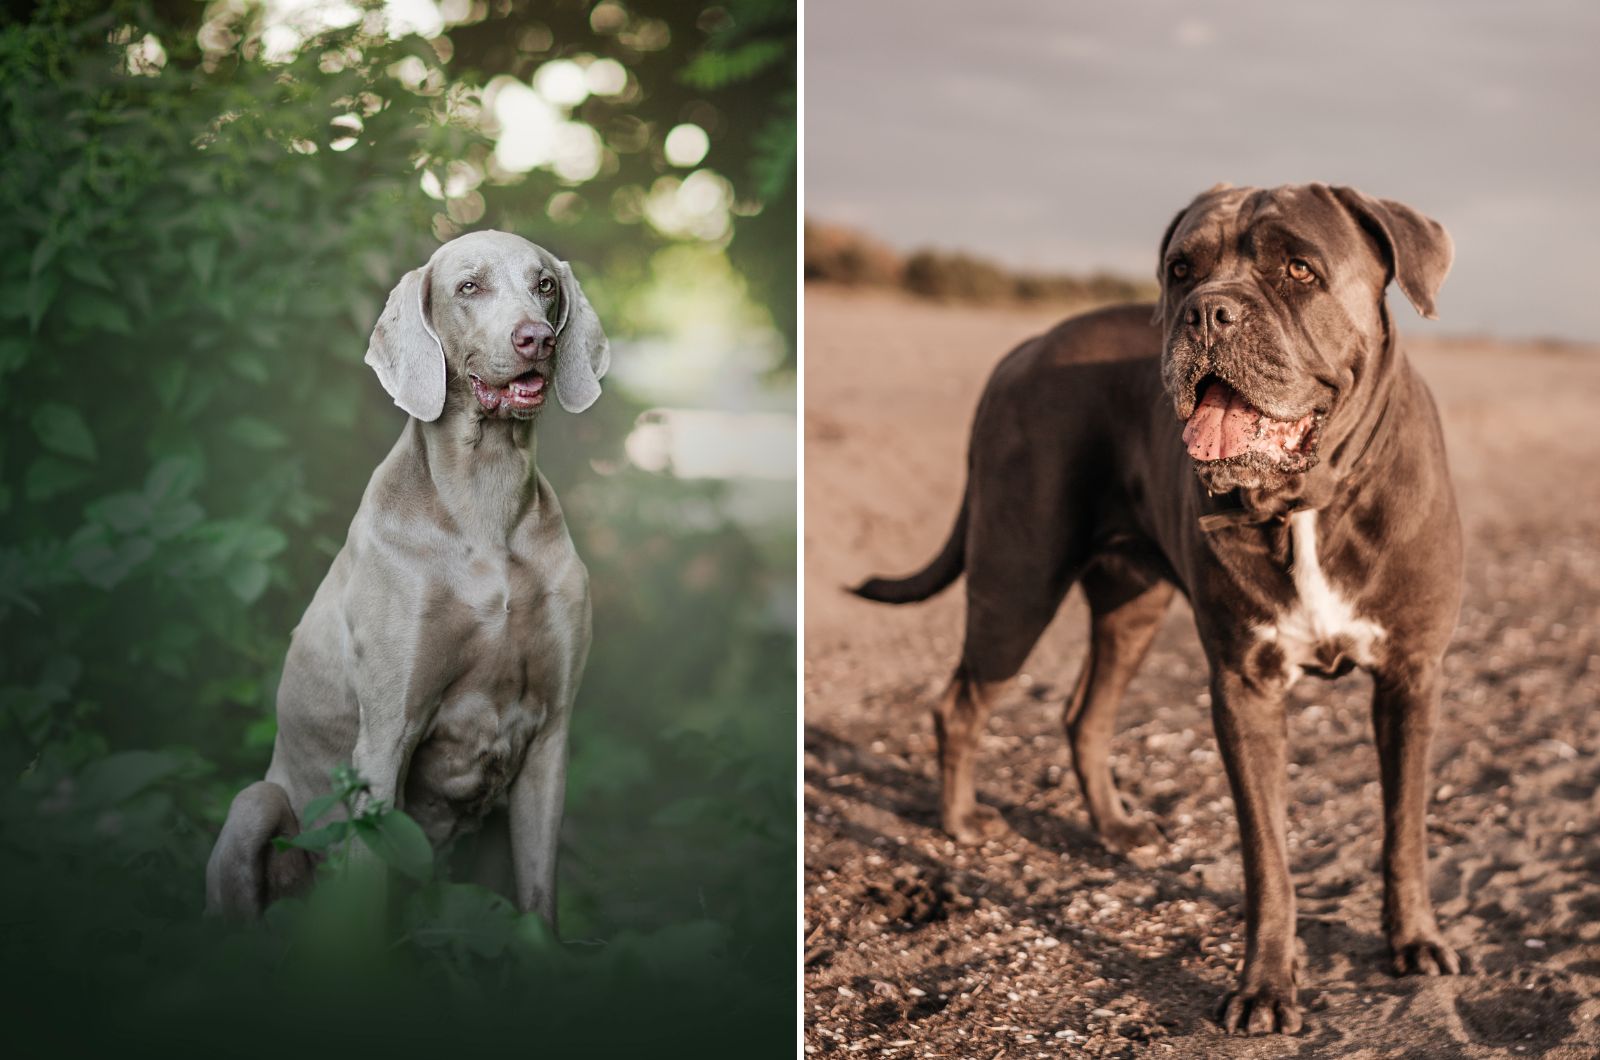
xmin=804 ymin=217 xmax=1156 ymax=305
xmin=0 ymin=0 xmax=794 ymax=1053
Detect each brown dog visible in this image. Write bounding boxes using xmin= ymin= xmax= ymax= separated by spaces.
xmin=854 ymin=184 xmax=1462 ymax=1034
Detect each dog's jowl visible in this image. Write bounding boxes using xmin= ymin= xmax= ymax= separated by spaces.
xmin=206 ymin=231 xmax=609 ymax=929
xmin=855 ymin=184 xmax=1463 ymax=1035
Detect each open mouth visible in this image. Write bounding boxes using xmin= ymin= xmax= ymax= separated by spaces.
xmin=469 ymin=369 xmax=546 ymax=414
xmin=1182 ymin=375 xmax=1317 ymax=467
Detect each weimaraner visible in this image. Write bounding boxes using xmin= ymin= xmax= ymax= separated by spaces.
xmin=205 ymin=230 xmax=609 ymax=927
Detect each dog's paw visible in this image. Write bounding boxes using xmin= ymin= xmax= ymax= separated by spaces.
xmin=1219 ymin=983 xmax=1302 ymax=1035
xmin=1097 ymin=815 xmax=1165 ymax=855
xmin=945 ymin=804 xmax=1009 ymax=844
xmin=1391 ymin=936 xmax=1463 ymax=977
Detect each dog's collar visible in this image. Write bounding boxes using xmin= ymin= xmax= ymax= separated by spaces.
xmin=1197 ymin=502 xmax=1307 ymax=532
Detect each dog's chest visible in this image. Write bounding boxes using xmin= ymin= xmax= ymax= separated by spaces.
xmin=1254 ymin=510 xmax=1384 ymax=685
xmin=404 ymin=544 xmax=586 ymax=841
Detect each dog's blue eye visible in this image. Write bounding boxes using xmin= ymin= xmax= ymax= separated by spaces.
xmin=537 ymin=277 xmax=554 ymax=294
xmin=459 ymin=281 xmax=478 ymax=294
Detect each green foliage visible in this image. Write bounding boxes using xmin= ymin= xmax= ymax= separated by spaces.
xmin=0 ymin=2 xmax=794 ymax=1053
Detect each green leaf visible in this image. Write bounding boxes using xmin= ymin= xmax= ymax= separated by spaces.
xmin=148 ymin=499 xmax=202 ymax=540
xmin=64 ymin=292 xmax=133 ymax=336
xmin=72 ymin=534 xmax=155 ymax=589
xmin=228 ymin=353 xmax=269 ymax=384
xmin=277 ymin=820 xmax=352 ymax=852
xmin=229 ymin=524 xmax=287 ymax=561
xmin=0 ymin=282 xmax=24 ymax=321
xmin=243 ymin=717 xmax=276 ymax=749
xmin=512 ymin=910 xmax=560 ymax=952
xmin=28 ymin=271 xmax=59 ymax=333
xmin=300 ymin=792 xmax=342 ymax=827
xmin=154 ymin=361 xmax=187 ymax=410
xmin=681 ymin=39 xmax=788 ymax=90
xmin=227 ymin=417 xmax=288 ymax=450
xmin=408 ymin=883 xmax=517 ymax=957
xmin=25 ymin=457 xmax=91 ymax=501
xmin=30 ymin=236 xmax=58 ymax=277
xmin=145 ymin=455 xmax=202 ymax=502
xmin=224 ymin=559 xmax=270 ymax=603
xmin=651 ymin=795 xmax=717 ymax=826
xmin=63 ymin=255 xmax=114 ymax=290
xmin=86 ymin=491 xmax=151 ymax=533
xmin=0 ymin=338 xmax=28 ymax=377
xmin=355 ymin=809 xmax=434 ymax=882
xmin=76 ymin=750 xmax=186 ymax=808
xmin=188 ymin=238 xmax=220 ymax=285
xmin=32 ymin=403 xmax=97 ymax=461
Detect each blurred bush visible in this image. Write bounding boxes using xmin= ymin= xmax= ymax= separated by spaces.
xmin=0 ymin=0 xmax=794 ymax=1053
xmin=803 ymin=219 xmax=901 ymax=285
xmin=805 ymin=216 xmax=1157 ymax=307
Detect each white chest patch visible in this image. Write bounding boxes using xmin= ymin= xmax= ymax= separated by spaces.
xmin=1255 ymin=510 xmax=1385 ymax=686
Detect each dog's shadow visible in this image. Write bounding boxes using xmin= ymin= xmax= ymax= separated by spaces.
xmin=805 ymin=719 xmax=1406 ymax=1044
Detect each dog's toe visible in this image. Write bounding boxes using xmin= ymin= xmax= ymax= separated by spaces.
xmin=1220 ymin=983 xmax=1302 ymax=1036
xmin=1098 ymin=815 xmax=1165 ymax=855
xmin=946 ymin=804 xmax=1009 ymax=844
xmin=1392 ymin=938 xmax=1462 ymax=977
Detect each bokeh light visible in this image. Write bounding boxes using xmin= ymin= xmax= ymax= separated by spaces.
xmin=533 ymin=58 xmax=589 ymax=106
xmin=664 ymin=123 xmax=710 ymax=167
xmin=585 ymin=57 xmax=628 ymax=96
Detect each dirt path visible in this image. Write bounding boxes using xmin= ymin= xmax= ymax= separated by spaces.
xmin=803 ymin=286 xmax=1600 ymax=1058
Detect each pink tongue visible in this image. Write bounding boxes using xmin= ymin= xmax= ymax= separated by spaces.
xmin=1182 ymin=379 xmax=1264 ymax=461
xmin=504 ymin=374 xmax=546 ymax=407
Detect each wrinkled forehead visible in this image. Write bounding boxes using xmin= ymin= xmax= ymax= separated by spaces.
xmin=428 ymin=230 xmax=558 ymax=282
xmin=1170 ymin=185 xmax=1369 ymax=263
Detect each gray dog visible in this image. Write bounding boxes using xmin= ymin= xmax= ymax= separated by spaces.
xmin=205 ymin=230 xmax=608 ymax=928
xmin=855 ymin=184 xmax=1462 ymax=1034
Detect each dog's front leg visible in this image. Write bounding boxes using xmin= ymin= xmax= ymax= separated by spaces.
xmin=351 ymin=700 xmax=425 ymax=815
xmin=508 ymin=710 xmax=571 ymax=929
xmin=1372 ymin=655 xmax=1461 ymax=976
xmin=1211 ymin=667 xmax=1301 ymax=1035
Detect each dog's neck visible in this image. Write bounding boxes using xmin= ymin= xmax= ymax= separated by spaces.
xmin=412 ymin=406 xmax=542 ymax=542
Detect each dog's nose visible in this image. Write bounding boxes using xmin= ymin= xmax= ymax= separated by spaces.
xmin=1185 ymin=295 xmax=1244 ymax=340
xmin=512 ymin=320 xmax=555 ymax=360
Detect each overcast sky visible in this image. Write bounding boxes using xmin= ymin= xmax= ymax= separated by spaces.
xmin=806 ymin=0 xmax=1598 ymax=341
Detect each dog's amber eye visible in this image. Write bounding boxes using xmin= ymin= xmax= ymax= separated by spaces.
xmin=459 ymin=281 xmax=478 ymax=294
xmin=537 ymin=277 xmax=555 ymax=294
xmin=1287 ymin=259 xmax=1315 ymax=284
xmin=1169 ymin=261 xmax=1189 ymax=280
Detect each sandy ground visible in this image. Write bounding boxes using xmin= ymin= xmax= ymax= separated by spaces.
xmin=803 ymin=286 xmax=1600 ymax=1058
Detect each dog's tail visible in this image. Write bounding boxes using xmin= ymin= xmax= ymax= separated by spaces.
xmin=849 ymin=488 xmax=968 ymax=604
xmin=205 ymin=780 xmax=314 ymax=919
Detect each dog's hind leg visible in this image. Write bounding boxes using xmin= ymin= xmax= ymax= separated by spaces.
xmin=205 ymin=781 xmax=314 ymax=918
xmin=931 ymin=670 xmax=1011 ymax=844
xmin=936 ymin=566 xmax=1078 ymax=845
xmin=1064 ymin=561 xmax=1174 ymax=853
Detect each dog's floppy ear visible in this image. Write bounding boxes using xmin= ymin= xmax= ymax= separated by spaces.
xmin=553 ymin=259 xmax=610 ymax=414
xmin=365 ymin=265 xmax=446 ymax=421
xmin=1331 ymin=186 xmax=1453 ymax=320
